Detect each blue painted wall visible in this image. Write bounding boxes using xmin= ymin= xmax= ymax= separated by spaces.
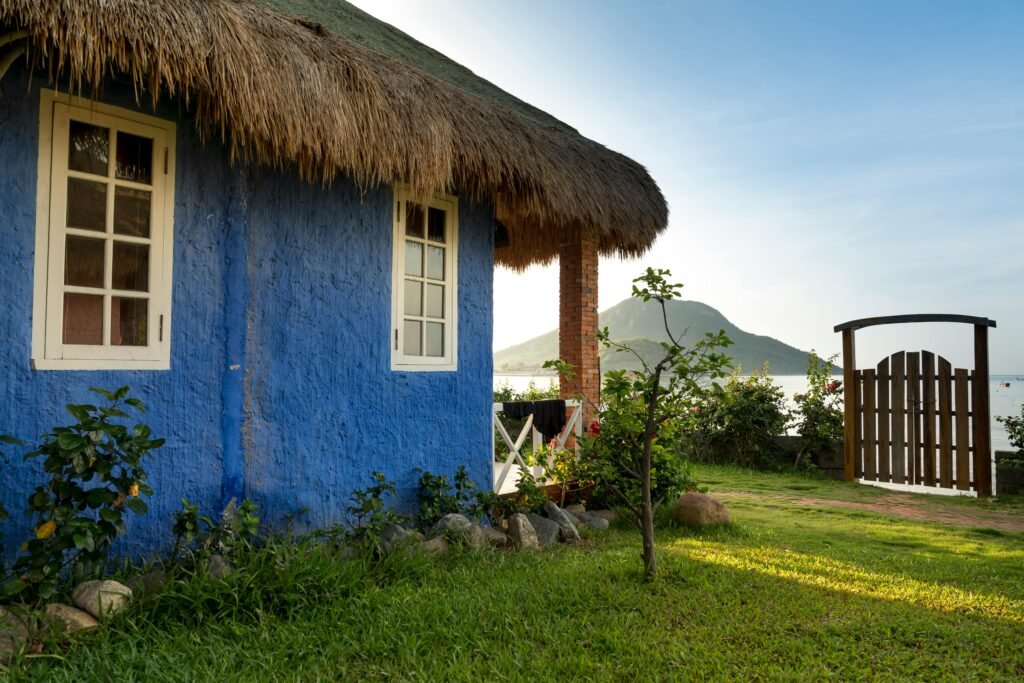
xmin=0 ymin=68 xmax=494 ymax=557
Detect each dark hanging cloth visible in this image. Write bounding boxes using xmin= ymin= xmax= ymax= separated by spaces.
xmin=501 ymin=399 xmax=567 ymax=442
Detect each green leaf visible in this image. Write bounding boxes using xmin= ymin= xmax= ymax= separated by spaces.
xmin=125 ymin=498 xmax=148 ymax=515
xmin=124 ymin=398 xmax=146 ymax=412
xmin=89 ymin=387 xmax=116 ymax=401
xmin=99 ymin=507 xmax=120 ymax=523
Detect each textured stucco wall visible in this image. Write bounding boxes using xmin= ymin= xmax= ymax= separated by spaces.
xmin=0 ymin=68 xmax=494 ymax=557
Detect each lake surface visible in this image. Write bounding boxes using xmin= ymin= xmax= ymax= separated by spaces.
xmin=494 ymin=373 xmax=1024 ymax=452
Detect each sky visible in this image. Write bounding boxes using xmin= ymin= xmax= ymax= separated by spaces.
xmin=350 ymin=0 xmax=1024 ymax=373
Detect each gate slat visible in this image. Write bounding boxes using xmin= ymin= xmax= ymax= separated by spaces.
xmin=907 ymin=352 xmax=921 ymax=485
xmin=938 ymin=357 xmax=953 ymax=488
xmin=922 ymin=351 xmax=936 ymax=486
xmin=854 ymin=370 xmax=863 ymax=478
xmin=954 ymin=368 xmax=970 ymax=490
xmin=891 ymin=352 xmax=906 ymax=484
xmin=876 ymin=357 xmax=890 ymax=482
xmin=862 ymin=369 xmax=877 ymax=480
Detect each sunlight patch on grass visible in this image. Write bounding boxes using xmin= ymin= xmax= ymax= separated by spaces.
xmin=670 ymin=540 xmax=1024 ymax=624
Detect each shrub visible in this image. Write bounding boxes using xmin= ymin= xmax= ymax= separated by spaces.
xmin=415 ymin=466 xmax=478 ymax=531
xmin=996 ymin=404 xmax=1024 ymax=468
xmin=493 ymin=380 xmax=559 ymax=403
xmin=346 ymin=472 xmax=406 ymax=555
xmin=688 ymin=365 xmax=790 ymax=468
xmin=0 ymin=387 xmax=163 ymax=602
xmin=793 ymin=352 xmax=844 ymax=467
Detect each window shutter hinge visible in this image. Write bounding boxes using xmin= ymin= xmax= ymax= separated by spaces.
xmin=394 ymin=329 xmax=398 ymax=350
xmin=159 ymin=315 xmax=164 ymax=342
xmin=164 ymin=148 xmax=169 ymax=175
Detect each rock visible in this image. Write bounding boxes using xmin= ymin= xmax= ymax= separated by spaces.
xmin=125 ymin=569 xmax=169 ymax=599
xmin=672 ymin=492 xmax=732 ymax=528
xmin=507 ymin=513 xmax=540 ymax=550
xmin=71 ymin=580 xmax=133 ymax=619
xmin=590 ymin=509 xmax=620 ymax=523
xmin=565 ymin=504 xmax=586 ymax=516
xmin=421 ymin=536 xmax=448 ymax=556
xmin=43 ymin=604 xmax=99 ymax=635
xmin=0 ymin=606 xmax=29 ymax=658
xmin=480 ymin=526 xmax=508 ymax=548
xmin=561 ymin=509 xmax=580 ymax=526
xmin=576 ymin=511 xmax=610 ymax=530
xmin=525 ymin=512 xmax=560 ymax=547
xmin=430 ymin=513 xmax=472 ymax=539
xmin=207 ymin=554 xmax=234 ymax=580
xmin=380 ymin=522 xmax=414 ymax=554
xmin=463 ymin=524 xmax=488 ymax=549
xmin=544 ymin=502 xmax=581 ymax=544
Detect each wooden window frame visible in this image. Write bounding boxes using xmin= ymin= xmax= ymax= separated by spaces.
xmin=390 ymin=187 xmax=459 ymax=371
xmin=31 ymin=90 xmax=176 ymax=370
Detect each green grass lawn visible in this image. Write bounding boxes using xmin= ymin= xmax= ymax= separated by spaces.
xmin=8 ymin=466 xmax=1024 ymax=681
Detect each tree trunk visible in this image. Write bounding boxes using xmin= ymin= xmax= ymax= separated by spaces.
xmin=641 ymin=367 xmax=662 ymax=580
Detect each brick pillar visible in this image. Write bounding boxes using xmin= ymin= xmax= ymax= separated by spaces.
xmin=559 ymin=233 xmax=600 ymax=426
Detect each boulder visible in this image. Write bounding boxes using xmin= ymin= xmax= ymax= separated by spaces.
xmin=561 ymin=509 xmax=581 ymax=526
xmin=576 ymin=511 xmax=610 ymax=530
xmin=430 ymin=513 xmax=472 ymax=539
xmin=464 ymin=524 xmax=488 ymax=549
xmin=380 ymin=522 xmax=414 ymax=554
xmin=206 ymin=554 xmax=234 ymax=580
xmin=125 ymin=569 xmax=169 ymax=599
xmin=565 ymin=504 xmax=586 ymax=516
xmin=71 ymin=580 xmax=133 ymax=619
xmin=525 ymin=513 xmax=561 ymax=547
xmin=0 ymin=606 xmax=29 ymax=658
xmin=672 ymin=492 xmax=731 ymax=528
xmin=43 ymin=603 xmax=99 ymax=635
xmin=421 ymin=536 xmax=448 ymax=556
xmin=507 ymin=513 xmax=540 ymax=551
xmin=590 ymin=509 xmax=620 ymax=523
xmin=544 ymin=502 xmax=580 ymax=544
xmin=480 ymin=526 xmax=508 ymax=548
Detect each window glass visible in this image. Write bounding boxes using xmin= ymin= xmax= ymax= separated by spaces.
xmin=68 ymin=121 xmax=109 ymax=176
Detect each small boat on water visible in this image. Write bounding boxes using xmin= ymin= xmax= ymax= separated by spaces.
xmin=1000 ymin=382 xmax=1011 ymax=388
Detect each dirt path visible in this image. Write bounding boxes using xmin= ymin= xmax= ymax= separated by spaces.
xmin=717 ymin=490 xmax=1024 ymax=533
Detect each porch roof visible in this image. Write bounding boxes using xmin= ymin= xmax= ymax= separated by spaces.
xmin=1 ymin=0 xmax=668 ymax=269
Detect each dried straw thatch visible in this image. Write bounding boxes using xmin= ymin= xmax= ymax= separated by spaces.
xmin=0 ymin=0 xmax=667 ymax=268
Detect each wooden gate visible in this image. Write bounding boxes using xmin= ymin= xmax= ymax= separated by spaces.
xmin=834 ymin=315 xmax=997 ymax=496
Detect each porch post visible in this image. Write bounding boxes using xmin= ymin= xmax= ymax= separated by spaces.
xmin=559 ymin=232 xmax=600 ymax=425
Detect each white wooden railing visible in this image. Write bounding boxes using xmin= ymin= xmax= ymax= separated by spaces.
xmin=492 ymin=400 xmax=583 ymax=494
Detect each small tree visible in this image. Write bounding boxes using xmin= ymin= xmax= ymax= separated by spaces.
xmin=550 ymin=268 xmax=732 ymax=580
xmin=792 ymin=351 xmax=843 ymax=468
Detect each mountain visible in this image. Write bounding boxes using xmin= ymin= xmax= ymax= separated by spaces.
xmin=494 ymin=298 xmax=827 ymax=376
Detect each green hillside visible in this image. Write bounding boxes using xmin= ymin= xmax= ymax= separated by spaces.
xmin=495 ymin=298 xmax=827 ymax=375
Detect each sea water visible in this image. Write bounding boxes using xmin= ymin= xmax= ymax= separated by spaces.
xmin=494 ymin=373 xmax=1024 ymax=452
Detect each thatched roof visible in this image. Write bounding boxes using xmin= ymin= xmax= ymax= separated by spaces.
xmin=0 ymin=0 xmax=667 ymax=268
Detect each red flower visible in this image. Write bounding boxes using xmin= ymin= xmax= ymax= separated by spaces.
xmin=589 ymin=420 xmax=601 ymax=435
xmin=691 ymin=406 xmax=701 ymax=414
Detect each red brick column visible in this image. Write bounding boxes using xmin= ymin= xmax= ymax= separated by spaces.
xmin=559 ymin=233 xmax=600 ymax=426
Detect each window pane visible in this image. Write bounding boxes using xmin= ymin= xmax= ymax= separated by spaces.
xmin=404 ymin=280 xmax=422 ymax=316
xmin=426 ymin=322 xmax=444 ymax=357
xmin=404 ymin=320 xmax=422 ymax=356
xmin=427 ymin=245 xmax=444 ymax=281
xmin=404 ymin=241 xmax=423 ymax=277
xmin=111 ymin=297 xmax=148 ymax=346
xmin=405 ymin=203 xmax=424 ymax=237
xmin=114 ymin=187 xmax=151 ymax=237
xmin=426 ymin=284 xmax=444 ymax=318
xmin=68 ymin=121 xmax=109 ymax=176
xmin=66 ymin=178 xmax=107 ymax=231
xmin=112 ymin=242 xmax=150 ymax=292
xmin=63 ymin=293 xmax=103 ymax=345
xmin=64 ymin=236 xmax=105 ymax=287
xmin=427 ymin=207 xmax=445 ymax=242
xmin=115 ymin=132 xmax=153 ymax=184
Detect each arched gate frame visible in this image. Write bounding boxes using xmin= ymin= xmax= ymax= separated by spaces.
xmin=834 ymin=314 xmax=997 ymax=496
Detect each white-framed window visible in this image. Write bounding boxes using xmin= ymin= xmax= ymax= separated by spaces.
xmin=31 ymin=90 xmax=176 ymax=370
xmin=390 ymin=188 xmax=458 ymax=371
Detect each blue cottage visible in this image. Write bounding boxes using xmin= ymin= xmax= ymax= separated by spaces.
xmin=0 ymin=0 xmax=667 ymax=555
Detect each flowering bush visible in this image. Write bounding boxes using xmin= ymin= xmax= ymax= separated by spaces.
xmin=0 ymin=387 xmax=162 ymax=602
xmin=793 ymin=352 xmax=844 ymax=467
xmin=687 ymin=365 xmax=790 ymax=467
